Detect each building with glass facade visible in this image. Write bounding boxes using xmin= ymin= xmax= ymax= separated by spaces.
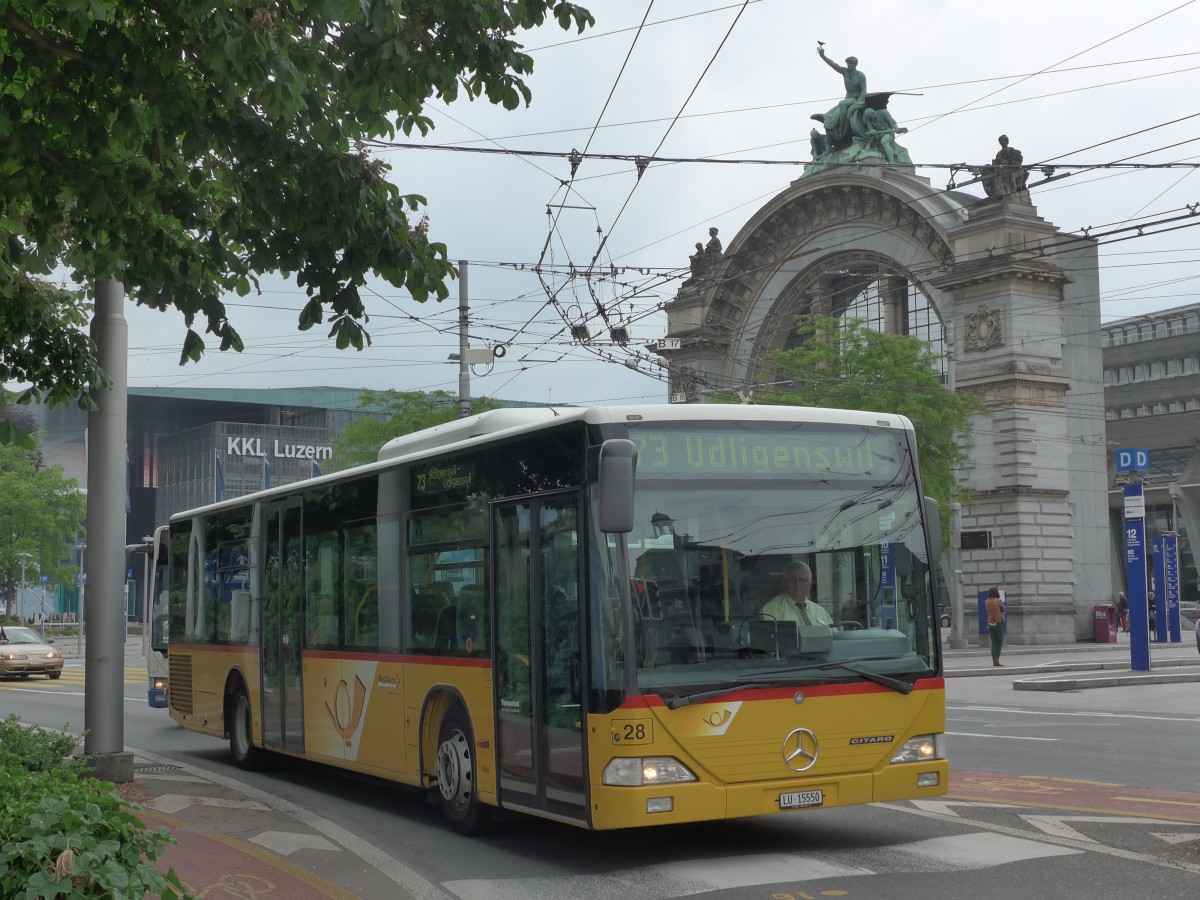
xmin=1102 ymin=303 xmax=1200 ymax=608
xmin=33 ymin=386 xmax=385 ymax=548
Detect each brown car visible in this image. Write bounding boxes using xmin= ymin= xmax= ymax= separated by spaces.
xmin=0 ymin=625 xmax=64 ymax=679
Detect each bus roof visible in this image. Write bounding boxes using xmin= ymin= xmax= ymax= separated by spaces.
xmin=375 ymin=404 xmax=912 ymax=462
xmin=169 ymin=404 xmax=913 ymax=523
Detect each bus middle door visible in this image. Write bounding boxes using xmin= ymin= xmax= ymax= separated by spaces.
xmin=493 ymin=495 xmax=587 ymax=823
xmin=261 ymin=499 xmax=305 ymax=754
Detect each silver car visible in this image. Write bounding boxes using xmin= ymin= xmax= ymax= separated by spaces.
xmin=0 ymin=625 xmax=64 ymax=679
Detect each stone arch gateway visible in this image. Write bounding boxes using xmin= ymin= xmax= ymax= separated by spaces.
xmin=657 ymin=167 xmax=1111 ymax=644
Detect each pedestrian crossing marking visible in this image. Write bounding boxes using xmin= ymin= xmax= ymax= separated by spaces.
xmin=441 ymin=832 xmax=1081 ymax=900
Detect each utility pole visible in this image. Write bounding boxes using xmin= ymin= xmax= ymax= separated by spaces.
xmin=75 ymin=543 xmax=86 ymax=655
xmin=16 ymin=552 xmax=31 ymax=621
xmin=451 ymin=261 xmax=499 ymax=415
xmin=85 ymin=278 xmax=134 ymax=782
xmin=458 ymin=260 xmax=470 ymax=419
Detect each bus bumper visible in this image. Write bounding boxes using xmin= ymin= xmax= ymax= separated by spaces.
xmin=589 ymin=761 xmax=949 ymax=830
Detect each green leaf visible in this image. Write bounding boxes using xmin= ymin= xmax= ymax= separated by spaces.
xmin=180 ymin=329 xmax=205 ymax=364
xmin=1 ymin=0 xmax=595 ymax=406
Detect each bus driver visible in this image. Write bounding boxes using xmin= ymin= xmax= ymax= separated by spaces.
xmin=759 ymin=561 xmax=833 ymax=626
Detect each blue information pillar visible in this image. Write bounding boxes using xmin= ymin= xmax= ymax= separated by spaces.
xmin=1152 ymin=535 xmax=1180 ymax=643
xmin=1124 ymin=483 xmax=1151 ymax=671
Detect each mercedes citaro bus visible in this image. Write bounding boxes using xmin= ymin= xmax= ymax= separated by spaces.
xmin=164 ymin=405 xmax=947 ymax=832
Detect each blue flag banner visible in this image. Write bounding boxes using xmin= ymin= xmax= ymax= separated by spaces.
xmin=263 ymin=454 xmax=271 ymax=490
xmin=215 ymin=449 xmax=225 ymax=502
xmin=311 ymin=459 xmax=321 ymax=479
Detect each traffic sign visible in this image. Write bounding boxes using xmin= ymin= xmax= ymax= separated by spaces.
xmin=1115 ymin=448 xmax=1149 ymax=471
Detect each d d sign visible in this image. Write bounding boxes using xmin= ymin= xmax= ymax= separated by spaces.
xmin=1115 ymin=448 xmax=1149 ymax=472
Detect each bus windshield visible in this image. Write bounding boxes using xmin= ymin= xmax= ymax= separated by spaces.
xmin=598 ymin=422 xmax=938 ymax=697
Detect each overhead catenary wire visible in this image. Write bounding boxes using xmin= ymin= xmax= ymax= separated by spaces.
xmin=133 ymin=8 xmax=1200 ymax=408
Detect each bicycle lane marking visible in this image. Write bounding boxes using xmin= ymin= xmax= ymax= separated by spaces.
xmin=949 ymin=770 xmax=1200 ymax=824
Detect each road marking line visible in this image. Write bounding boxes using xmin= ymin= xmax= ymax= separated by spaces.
xmin=1021 ymin=814 xmax=1183 ymax=843
xmin=947 ymin=731 xmax=1058 ymax=741
xmin=1151 ymin=832 xmax=1200 ymax=844
xmin=1114 ymin=797 xmax=1200 ymax=809
xmin=879 ymin=802 xmax=1200 ymax=874
xmin=949 ymin=704 xmax=1200 ymax=724
xmin=249 ymin=831 xmax=340 ymax=856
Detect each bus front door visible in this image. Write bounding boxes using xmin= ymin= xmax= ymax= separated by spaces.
xmin=261 ymin=500 xmax=305 ymax=754
xmin=494 ymin=496 xmax=588 ymax=823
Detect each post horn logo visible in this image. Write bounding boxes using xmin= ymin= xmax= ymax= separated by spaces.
xmin=325 ymin=675 xmax=367 ymax=747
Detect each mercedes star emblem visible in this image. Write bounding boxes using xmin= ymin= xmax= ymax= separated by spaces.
xmin=782 ymin=727 xmax=819 ymax=772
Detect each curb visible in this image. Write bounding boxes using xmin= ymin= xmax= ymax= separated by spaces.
xmin=1013 ymin=670 xmax=1200 ymax=691
xmin=946 ymin=655 xmax=1200 ymax=679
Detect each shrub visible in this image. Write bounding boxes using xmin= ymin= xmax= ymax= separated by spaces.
xmin=0 ymin=717 xmax=192 ymax=899
xmin=0 ymin=715 xmax=84 ymax=774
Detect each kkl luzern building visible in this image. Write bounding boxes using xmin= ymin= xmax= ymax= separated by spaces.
xmin=657 ymin=74 xmax=1115 ymax=642
xmin=35 ymin=386 xmax=375 ymax=555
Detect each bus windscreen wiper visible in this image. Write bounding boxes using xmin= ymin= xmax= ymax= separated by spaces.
xmin=662 ymin=681 xmax=785 ymax=710
xmin=661 ymin=656 xmax=917 ymax=708
xmin=741 ymin=655 xmax=918 ymax=694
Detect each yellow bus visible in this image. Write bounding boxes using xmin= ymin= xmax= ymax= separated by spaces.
xmin=165 ymin=405 xmax=947 ymax=833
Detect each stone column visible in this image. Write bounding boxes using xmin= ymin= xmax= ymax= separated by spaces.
xmin=932 ymin=195 xmax=1079 ymax=644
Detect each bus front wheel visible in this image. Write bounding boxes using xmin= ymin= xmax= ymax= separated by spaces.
xmin=436 ymin=707 xmax=491 ymax=835
xmin=229 ymin=688 xmax=262 ymax=771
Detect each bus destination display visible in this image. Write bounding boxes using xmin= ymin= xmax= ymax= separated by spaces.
xmin=627 ymin=427 xmax=903 ymax=480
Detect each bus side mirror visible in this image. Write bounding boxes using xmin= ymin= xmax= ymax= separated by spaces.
xmin=923 ymin=496 xmax=941 ymax=569
xmin=598 ymin=439 xmax=638 ymax=534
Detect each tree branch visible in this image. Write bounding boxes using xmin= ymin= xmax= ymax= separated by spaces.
xmin=4 ymin=12 xmax=86 ymax=62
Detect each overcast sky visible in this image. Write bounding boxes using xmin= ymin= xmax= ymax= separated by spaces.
xmin=121 ymin=0 xmax=1200 ymax=408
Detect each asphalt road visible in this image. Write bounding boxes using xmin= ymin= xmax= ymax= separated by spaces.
xmin=4 ymin=648 xmax=1198 ymax=899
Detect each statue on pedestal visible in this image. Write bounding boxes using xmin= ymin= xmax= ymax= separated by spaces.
xmin=688 ymin=242 xmax=705 ymax=279
xmin=980 ymin=135 xmax=1028 ymax=199
xmin=805 ymin=46 xmax=913 ymax=175
xmin=686 ymin=228 xmax=723 ymax=281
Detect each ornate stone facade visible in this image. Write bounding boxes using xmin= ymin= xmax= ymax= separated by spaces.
xmin=657 ymin=168 xmax=1111 ymax=643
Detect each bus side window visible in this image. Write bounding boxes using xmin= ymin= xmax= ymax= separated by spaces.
xmin=457 ymin=584 xmax=486 ymax=653
xmin=409 ymin=582 xmax=450 ymax=651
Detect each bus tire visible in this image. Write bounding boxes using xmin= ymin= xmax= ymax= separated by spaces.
xmin=436 ymin=706 xmax=491 ymax=835
xmin=229 ymin=688 xmax=263 ymax=771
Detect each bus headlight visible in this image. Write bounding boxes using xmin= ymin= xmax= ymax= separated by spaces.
xmin=890 ymin=733 xmax=945 ymax=763
xmin=603 ymin=756 xmax=697 ymax=786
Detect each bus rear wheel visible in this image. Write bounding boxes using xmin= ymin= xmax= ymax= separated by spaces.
xmin=229 ymin=688 xmax=262 ymax=771
xmin=436 ymin=706 xmax=491 ymax=835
